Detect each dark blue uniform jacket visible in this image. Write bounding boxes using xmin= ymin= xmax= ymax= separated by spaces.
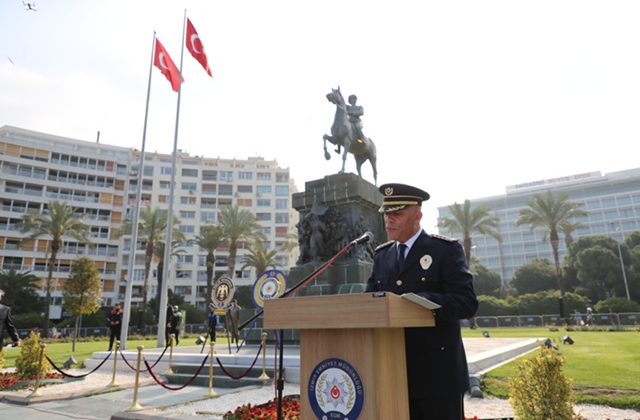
xmin=366 ymin=231 xmax=478 ymax=398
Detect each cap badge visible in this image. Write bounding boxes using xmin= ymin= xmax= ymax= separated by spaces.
xmin=420 ymin=255 xmax=433 ymax=270
xmin=384 ymin=187 xmax=394 ymax=196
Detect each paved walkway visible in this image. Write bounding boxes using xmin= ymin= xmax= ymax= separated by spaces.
xmin=0 ymin=337 xmax=542 ymax=420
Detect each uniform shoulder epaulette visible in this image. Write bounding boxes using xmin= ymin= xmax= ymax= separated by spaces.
xmin=374 ymin=240 xmax=395 ymax=251
xmin=431 ymin=234 xmax=457 ymax=243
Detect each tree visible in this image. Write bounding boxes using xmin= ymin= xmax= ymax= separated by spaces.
xmin=218 ymin=206 xmax=264 ymax=278
xmin=575 ymin=246 xmax=621 ymax=302
xmin=0 ymin=270 xmax=43 ymax=315
xmin=472 ymin=262 xmax=502 ymax=297
xmin=63 ymin=257 xmax=102 ymax=353
xmin=117 ymin=206 xmax=181 ymax=330
xmin=511 ymin=259 xmax=558 ymax=296
xmin=515 ymin=191 xmax=588 ymax=320
xmin=242 ymin=240 xmax=280 ymax=276
xmin=152 ymin=235 xmax=186 ymax=318
xmin=19 ymin=200 xmax=91 ymax=332
xmin=193 ymin=224 xmax=225 ymax=306
xmin=437 ymin=200 xmax=501 ymax=266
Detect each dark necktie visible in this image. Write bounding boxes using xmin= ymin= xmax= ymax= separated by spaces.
xmin=397 ymin=243 xmax=407 ymax=272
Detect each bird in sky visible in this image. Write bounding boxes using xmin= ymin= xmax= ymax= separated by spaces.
xmin=22 ymin=1 xmax=37 ymax=11
xmin=7 ymin=57 xmax=15 ymax=65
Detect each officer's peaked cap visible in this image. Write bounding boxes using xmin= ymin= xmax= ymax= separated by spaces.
xmin=378 ymin=183 xmax=430 ymax=213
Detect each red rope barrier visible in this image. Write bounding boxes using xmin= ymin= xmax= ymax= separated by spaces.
xmin=45 ymin=351 xmax=113 ymax=378
xmin=118 ymin=344 xmax=169 ymax=373
xmin=143 ymin=355 xmax=209 ymax=391
xmin=215 ymin=343 xmax=263 ymax=380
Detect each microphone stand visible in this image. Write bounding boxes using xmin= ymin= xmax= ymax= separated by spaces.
xmin=237 ymin=239 xmax=363 ymax=420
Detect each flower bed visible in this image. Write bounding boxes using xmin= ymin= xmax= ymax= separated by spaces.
xmin=224 ymin=396 xmax=301 ymax=420
xmin=0 ymin=371 xmax=64 ymax=391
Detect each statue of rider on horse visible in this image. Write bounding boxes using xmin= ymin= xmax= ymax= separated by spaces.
xmin=323 ymin=87 xmax=378 ymax=184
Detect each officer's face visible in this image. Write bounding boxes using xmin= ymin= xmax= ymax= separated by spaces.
xmin=384 ymin=206 xmax=422 ymax=243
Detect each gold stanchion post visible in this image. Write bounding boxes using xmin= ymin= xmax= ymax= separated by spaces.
xmin=258 ymin=331 xmax=270 ymax=380
xmin=205 ymin=341 xmax=218 ymax=398
xmin=166 ymin=334 xmax=174 ymax=374
xmin=28 ymin=343 xmax=46 ymax=398
xmin=108 ymin=340 xmax=120 ymax=387
xmin=126 ymin=345 xmax=144 ymax=412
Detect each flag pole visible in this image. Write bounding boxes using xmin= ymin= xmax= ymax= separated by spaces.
xmin=121 ymin=31 xmax=156 ymax=350
xmin=157 ymin=10 xmax=187 ymax=348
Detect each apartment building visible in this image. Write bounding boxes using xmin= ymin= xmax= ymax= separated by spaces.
xmin=437 ymin=168 xmax=640 ymax=285
xmin=0 ymin=125 xmax=298 ymax=318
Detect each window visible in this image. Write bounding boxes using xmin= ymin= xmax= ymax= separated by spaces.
xmin=143 ymin=165 xmax=154 ymax=176
xmin=237 ymin=199 xmax=252 ymax=207
xmin=256 ymin=212 xmax=271 ymax=221
xmin=176 ymin=271 xmax=192 ymax=279
xmin=237 ymin=185 xmax=253 ymax=193
xmin=160 ymin=181 xmax=170 ymax=189
xmin=179 ymin=225 xmax=195 ymax=234
xmin=161 ymin=166 xmax=172 ymax=175
xmin=276 ymin=226 xmax=288 ymax=237
xmin=257 ymin=199 xmax=271 ymax=207
xmin=202 ymin=170 xmax=217 ymax=181
xmin=219 ymin=185 xmax=233 ymax=195
xmin=276 ymin=185 xmax=289 ymax=196
xmin=181 ymin=182 xmax=197 ymax=191
xmin=257 ymin=185 xmax=272 ymax=195
xmin=219 ymin=171 xmax=233 ymax=182
xmin=182 ymin=168 xmax=198 ymax=177
xmin=275 ymin=213 xmax=289 ymax=223
xmin=276 ymin=173 xmax=289 ymax=182
xmin=238 ymin=171 xmax=253 ymax=180
xmin=275 ymin=199 xmax=288 ymax=209
xmin=176 ymin=255 xmax=194 ymax=264
xmin=257 ymin=172 xmax=271 ymax=181
xmin=201 ymin=211 xmax=216 ymax=222
xmin=180 ymin=211 xmax=196 ymax=219
xmin=180 ymin=196 xmax=196 ymax=205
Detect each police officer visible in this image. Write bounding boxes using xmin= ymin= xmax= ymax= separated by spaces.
xmin=366 ymin=183 xmax=478 ymax=420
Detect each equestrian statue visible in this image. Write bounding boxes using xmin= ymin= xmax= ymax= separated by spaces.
xmin=323 ymin=87 xmax=378 ymax=184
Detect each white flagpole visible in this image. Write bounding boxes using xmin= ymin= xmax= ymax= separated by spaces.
xmin=120 ymin=31 xmax=156 ymax=350
xmin=157 ymin=10 xmax=187 ymax=348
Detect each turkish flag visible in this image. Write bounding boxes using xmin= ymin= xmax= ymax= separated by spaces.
xmin=186 ymin=18 xmax=212 ymax=77
xmin=153 ymin=38 xmax=183 ymax=92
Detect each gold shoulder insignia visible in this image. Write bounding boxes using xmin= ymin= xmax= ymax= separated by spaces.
xmin=375 ymin=240 xmax=395 ymax=251
xmin=431 ymin=234 xmax=457 ymax=243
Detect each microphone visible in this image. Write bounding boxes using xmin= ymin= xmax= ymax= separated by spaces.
xmin=351 ymin=231 xmax=374 ymax=245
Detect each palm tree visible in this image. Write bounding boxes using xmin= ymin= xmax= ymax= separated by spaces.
xmin=218 ymin=206 xmax=264 ymax=278
xmin=241 ymin=240 xmax=280 ymax=275
xmin=193 ymin=224 xmax=225 ymax=306
xmin=152 ymin=233 xmax=186 ymax=317
xmin=118 ymin=206 xmax=181 ymax=330
xmin=437 ymin=200 xmax=502 ymax=266
xmin=515 ymin=191 xmax=588 ymax=320
xmin=0 ymin=269 xmax=42 ymax=314
xmin=19 ymin=201 xmax=91 ymax=332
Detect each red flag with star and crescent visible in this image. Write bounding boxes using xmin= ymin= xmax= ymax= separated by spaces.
xmin=153 ymin=38 xmax=183 ymax=92
xmin=186 ymin=18 xmax=212 ymax=77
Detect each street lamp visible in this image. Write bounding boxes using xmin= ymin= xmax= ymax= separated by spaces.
xmin=610 ymin=223 xmax=631 ymax=301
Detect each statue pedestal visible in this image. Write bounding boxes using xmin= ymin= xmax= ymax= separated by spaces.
xmin=290 ymin=173 xmax=384 ymax=295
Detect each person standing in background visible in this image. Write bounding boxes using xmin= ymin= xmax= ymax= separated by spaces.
xmin=0 ymin=289 xmax=21 ymax=350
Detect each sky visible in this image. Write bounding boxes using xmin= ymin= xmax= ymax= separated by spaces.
xmin=2 ymin=0 xmax=640 ymax=230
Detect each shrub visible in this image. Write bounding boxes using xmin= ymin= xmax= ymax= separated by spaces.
xmin=14 ymin=331 xmax=52 ymax=379
xmin=594 ymin=297 xmax=640 ymax=313
xmin=509 ymin=345 xmax=581 ymax=420
xmin=11 ymin=313 xmax=46 ymax=329
xmin=0 ymin=350 xmax=4 ymax=370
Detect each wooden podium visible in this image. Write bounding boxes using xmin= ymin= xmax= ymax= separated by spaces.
xmin=264 ymin=292 xmax=435 ymax=419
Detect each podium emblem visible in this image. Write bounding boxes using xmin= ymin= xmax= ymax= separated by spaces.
xmin=308 ymin=358 xmax=364 ymax=419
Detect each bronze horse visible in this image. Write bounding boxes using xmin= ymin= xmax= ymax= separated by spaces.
xmin=323 ymin=87 xmax=378 ymax=184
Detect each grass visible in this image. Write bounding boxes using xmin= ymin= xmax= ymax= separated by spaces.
xmin=463 ymin=327 xmax=640 ymax=410
xmin=2 ymin=335 xmax=234 ymax=370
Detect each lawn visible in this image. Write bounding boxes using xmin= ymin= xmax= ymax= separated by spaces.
xmin=463 ymin=327 xmax=640 ymax=410
xmin=1 ymin=336 xmax=233 ymax=370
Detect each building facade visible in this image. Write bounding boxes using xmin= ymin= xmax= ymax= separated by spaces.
xmin=437 ymin=168 xmax=640 ymax=285
xmin=0 ymin=125 xmax=298 ymax=318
